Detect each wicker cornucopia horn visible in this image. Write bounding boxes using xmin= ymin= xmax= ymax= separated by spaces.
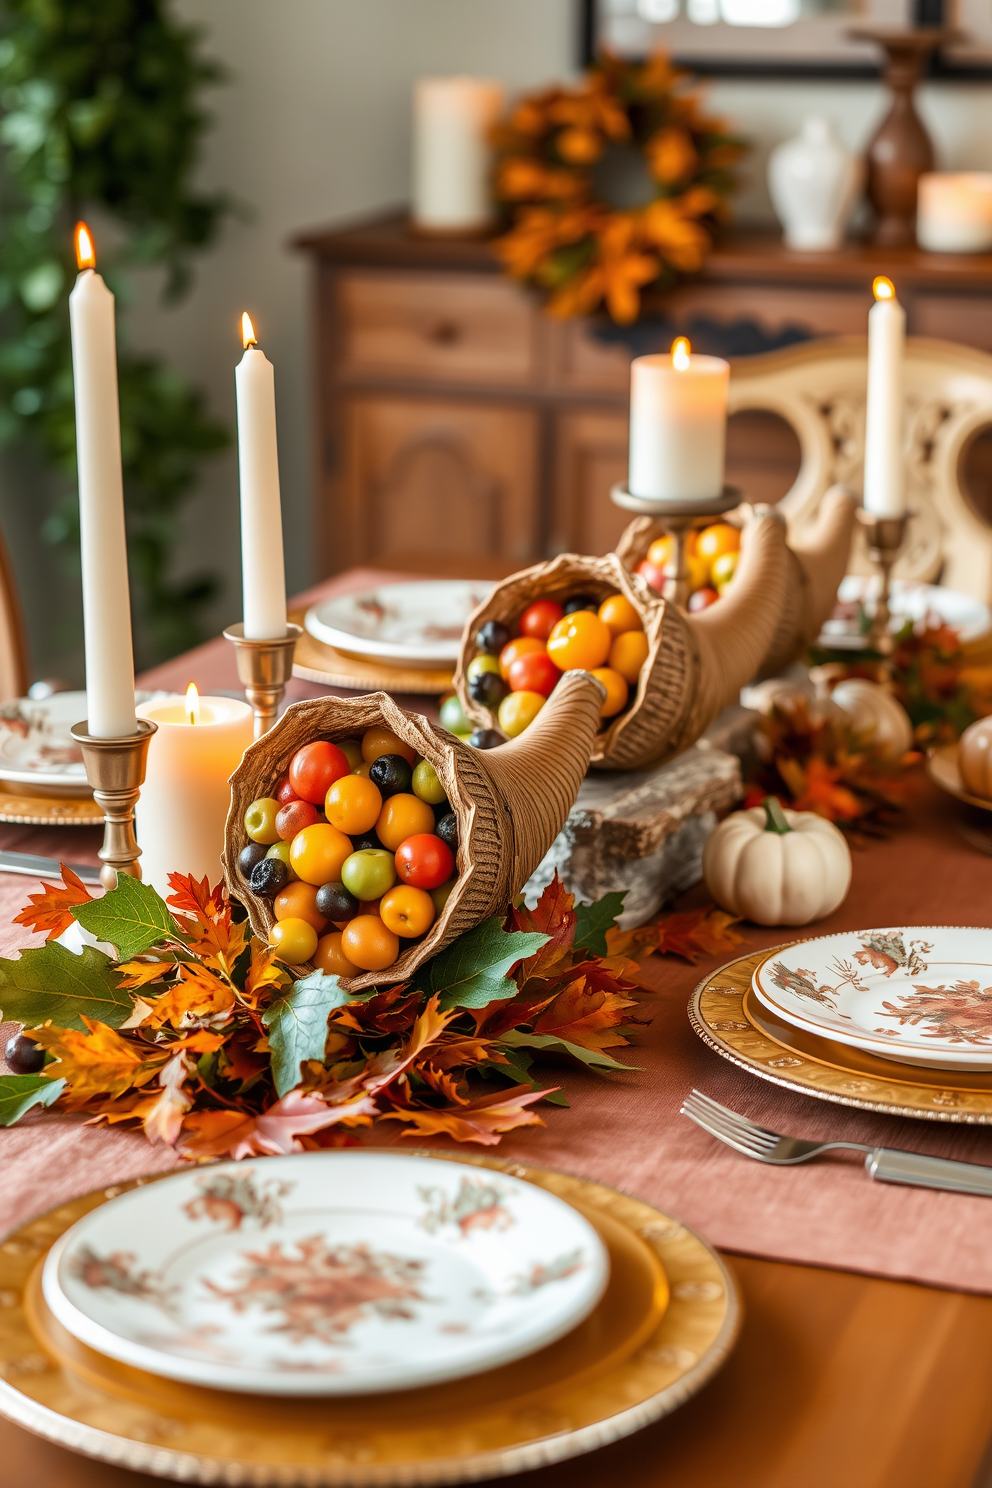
xmin=455 ymin=512 xmax=791 ymax=772
xmin=223 ymin=672 xmax=605 ymax=991
xmin=614 ymin=485 xmax=856 ymax=680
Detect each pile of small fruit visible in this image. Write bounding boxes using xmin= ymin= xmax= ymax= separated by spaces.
xmin=634 ymin=521 xmax=741 ymax=612
xmin=450 ymin=591 xmax=649 ymax=747
xmin=239 ymin=728 xmax=456 ymax=976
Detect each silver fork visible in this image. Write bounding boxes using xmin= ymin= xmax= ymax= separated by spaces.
xmin=681 ymin=1088 xmax=992 ymax=1197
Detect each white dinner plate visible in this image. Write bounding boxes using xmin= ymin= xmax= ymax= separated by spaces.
xmin=818 ymin=578 xmax=991 ymax=650
xmin=305 ymin=581 xmax=494 ymax=668
xmin=0 ymin=691 xmax=157 ymax=795
xmin=42 ymin=1151 xmax=609 ymax=1397
xmin=753 ymin=927 xmax=992 ymax=1070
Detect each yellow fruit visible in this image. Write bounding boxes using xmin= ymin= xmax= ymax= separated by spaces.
xmin=590 ymin=667 xmax=629 ymax=718
xmin=547 ymin=611 xmax=612 ymax=671
xmin=498 ymin=690 xmax=545 ymax=737
xmin=375 ymin=793 xmax=436 ymax=852
xmin=341 ymin=915 xmax=400 ymax=971
xmin=598 ymin=594 xmax=643 ymax=637
xmin=647 ymin=535 xmax=674 ymax=569
xmin=325 ymin=774 xmax=382 ymax=834
xmin=712 ymin=551 xmax=739 ymax=592
xmin=313 ymin=932 xmax=360 ymax=977
xmin=380 ymin=885 xmax=436 ymax=938
xmin=361 ymin=728 xmax=416 ymax=766
xmin=697 ymin=523 xmax=741 ymax=563
xmin=609 ymin=630 xmax=649 ymax=684
xmin=268 ymin=917 xmax=319 ymax=965
xmin=289 ymin=823 xmax=353 ymax=886
xmin=687 ymin=552 xmax=711 ymax=594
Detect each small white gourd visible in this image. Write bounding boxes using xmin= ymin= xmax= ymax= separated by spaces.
xmin=830 ymin=678 xmax=913 ymax=761
xmin=703 ymin=798 xmax=852 ymax=927
xmin=958 ymin=716 xmax=992 ymax=800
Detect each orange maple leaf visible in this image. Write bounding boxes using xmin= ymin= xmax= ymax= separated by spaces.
xmin=243 ymin=944 xmax=288 ymax=1004
xmin=511 ymin=875 xmax=577 ymax=981
xmin=131 ymin=1051 xmax=191 ymax=1146
xmin=177 ymin=1089 xmax=377 ymax=1161
xmin=33 ymin=1017 xmax=156 ymax=1101
xmin=141 ymin=964 xmax=236 ymax=1030
xmin=364 ymin=995 xmax=458 ymax=1095
xmin=166 ymin=871 xmax=225 ymax=922
xmin=382 ymin=1084 xmax=552 ymax=1146
xmin=656 ymin=906 xmax=746 ymax=964
xmin=532 ymin=975 xmax=635 ymax=1051
xmin=115 ymin=958 xmax=177 ymax=991
xmin=13 ymin=865 xmax=93 ymax=941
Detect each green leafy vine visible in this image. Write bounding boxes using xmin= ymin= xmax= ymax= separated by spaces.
xmin=0 ymin=0 xmax=236 ymax=663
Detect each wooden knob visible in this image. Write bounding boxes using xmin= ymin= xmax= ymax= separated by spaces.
xmin=428 ymin=320 xmax=461 ymax=345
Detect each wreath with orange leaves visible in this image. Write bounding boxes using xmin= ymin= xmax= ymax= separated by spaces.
xmin=492 ymin=54 xmax=745 ymax=325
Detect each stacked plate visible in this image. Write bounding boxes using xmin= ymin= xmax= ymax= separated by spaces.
xmin=818 ymin=578 xmax=991 ymax=650
xmin=752 ymin=926 xmax=992 ymax=1073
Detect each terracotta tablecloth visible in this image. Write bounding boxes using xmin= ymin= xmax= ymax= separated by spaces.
xmin=3 ymin=570 xmax=992 ymax=1295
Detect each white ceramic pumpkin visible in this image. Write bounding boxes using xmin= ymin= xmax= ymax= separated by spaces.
xmin=702 ymin=798 xmax=852 ymax=927
xmin=829 ymin=678 xmax=913 ymax=761
xmin=958 ymin=716 xmax=992 ymax=800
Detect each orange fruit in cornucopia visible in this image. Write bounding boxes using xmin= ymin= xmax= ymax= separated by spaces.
xmin=454 ymin=522 xmax=794 ymax=772
xmin=224 ymin=681 xmax=604 ymax=990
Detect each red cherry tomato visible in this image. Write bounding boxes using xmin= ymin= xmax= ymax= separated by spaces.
xmin=275 ymin=776 xmax=299 ymax=806
xmin=688 ymin=587 xmax=720 ymax=612
xmin=288 ymin=741 xmax=350 ymax=804
xmin=394 ymin=833 xmax=455 ymax=890
xmin=635 ymin=558 xmax=667 ymax=595
xmin=507 ymin=650 xmax=561 ymax=697
xmin=518 ymin=598 xmax=565 ymax=642
xmin=276 ymin=799 xmax=320 ymax=841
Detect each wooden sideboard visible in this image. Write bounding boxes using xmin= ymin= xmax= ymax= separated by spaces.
xmin=294 ymin=213 xmax=992 ymax=579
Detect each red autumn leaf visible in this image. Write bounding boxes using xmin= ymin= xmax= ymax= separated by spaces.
xmin=381 ymin=1083 xmax=553 ymax=1146
xmin=510 ymin=875 xmax=577 ymax=980
xmin=790 ymin=757 xmax=864 ymax=822
xmin=13 ymin=864 xmax=94 ymax=941
xmin=532 ymin=975 xmax=635 ymax=1051
xmin=166 ymin=871 xmax=226 ymax=923
xmin=655 ymin=905 xmax=746 ymax=964
xmin=363 ymin=995 xmax=458 ymax=1095
xmin=178 ymin=1089 xmax=377 ymax=1160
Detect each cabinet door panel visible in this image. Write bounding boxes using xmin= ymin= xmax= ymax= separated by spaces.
xmin=553 ymin=411 xmax=632 ymax=556
xmin=337 ymin=397 xmax=540 ymax=578
xmin=910 ymin=294 xmax=992 ymax=350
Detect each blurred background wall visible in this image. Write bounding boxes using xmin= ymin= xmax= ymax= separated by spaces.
xmin=7 ymin=0 xmax=992 ymax=684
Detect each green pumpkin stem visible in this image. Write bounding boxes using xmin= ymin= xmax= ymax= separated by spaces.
xmin=763 ymin=796 xmax=792 ymax=835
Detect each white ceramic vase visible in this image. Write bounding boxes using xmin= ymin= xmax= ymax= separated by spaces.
xmin=767 ymin=117 xmax=863 ymax=252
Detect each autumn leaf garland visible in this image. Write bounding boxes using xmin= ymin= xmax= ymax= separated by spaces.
xmin=0 ymin=867 xmax=744 ymax=1158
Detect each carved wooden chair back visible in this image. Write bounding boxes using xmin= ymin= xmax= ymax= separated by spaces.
xmin=729 ymin=335 xmax=992 ymax=600
xmin=0 ymin=525 xmax=27 ymax=703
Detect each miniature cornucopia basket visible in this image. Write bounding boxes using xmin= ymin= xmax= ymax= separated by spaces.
xmin=223 ymin=675 xmax=604 ymax=991
xmin=455 ymin=513 xmax=792 ymax=772
xmin=614 ymin=485 xmax=857 ymax=679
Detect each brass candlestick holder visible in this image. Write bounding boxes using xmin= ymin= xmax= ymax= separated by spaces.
xmin=610 ymin=483 xmax=742 ymax=609
xmin=224 ymin=622 xmax=302 ymax=739
xmin=70 ymin=718 xmax=157 ymax=891
xmin=855 ymin=508 xmax=913 ymax=663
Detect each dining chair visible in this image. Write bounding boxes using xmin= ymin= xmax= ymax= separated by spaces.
xmin=0 ymin=523 xmax=29 ymax=702
xmin=729 ymin=335 xmax=992 ymax=601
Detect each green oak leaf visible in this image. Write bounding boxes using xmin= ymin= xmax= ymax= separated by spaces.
xmin=416 ymin=918 xmax=549 ymax=1011
xmin=72 ymin=876 xmax=181 ymax=960
xmin=573 ymin=892 xmax=626 ymax=958
xmin=498 ymin=1029 xmax=636 ymax=1071
xmin=0 ymin=943 xmax=133 ymax=1031
xmin=0 ymin=1073 xmax=66 ymax=1126
xmin=262 ymin=972 xmax=354 ymax=1097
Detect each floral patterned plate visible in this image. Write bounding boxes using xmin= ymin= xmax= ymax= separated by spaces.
xmin=0 ymin=691 xmax=157 ymax=795
xmin=753 ymin=927 xmax=992 ymax=1071
xmin=304 ymin=581 xmax=493 ymax=669
xmin=41 ymin=1152 xmax=609 ymax=1397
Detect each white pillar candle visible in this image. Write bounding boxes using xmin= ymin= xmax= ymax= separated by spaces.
xmin=863 ymin=276 xmax=906 ymax=518
xmin=917 ymin=173 xmax=992 ymax=254
xmin=628 ymin=339 xmax=729 ymax=502
xmin=68 ymin=223 xmax=136 ymax=739
xmin=236 ymin=313 xmax=287 ymax=641
xmin=135 ymin=687 xmax=253 ymax=897
xmin=413 ymin=77 xmax=504 ymax=232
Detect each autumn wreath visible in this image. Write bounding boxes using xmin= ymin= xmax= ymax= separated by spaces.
xmin=492 ymin=53 xmax=744 ymax=325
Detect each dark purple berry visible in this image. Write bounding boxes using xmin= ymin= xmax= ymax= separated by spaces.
xmin=477 ymin=620 xmax=511 ymax=655
xmin=6 ymin=1033 xmax=44 ymax=1074
xmin=316 ymin=882 xmax=359 ymax=921
xmin=350 ymin=831 xmax=383 ymax=852
xmin=249 ymin=856 xmax=289 ymax=897
xmin=469 ymin=728 xmax=504 ymax=750
xmin=468 ymin=670 xmax=508 ymax=709
xmin=563 ymin=594 xmax=598 ymax=614
xmin=369 ymin=754 xmax=412 ymax=797
xmin=238 ymin=841 xmax=268 ymax=878
xmin=436 ymin=813 xmax=458 ymax=852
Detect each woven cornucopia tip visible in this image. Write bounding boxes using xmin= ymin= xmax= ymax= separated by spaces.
xmin=222 ymin=677 xmax=603 ymax=991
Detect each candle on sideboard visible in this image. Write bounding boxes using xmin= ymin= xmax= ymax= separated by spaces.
xmin=134 ymin=685 xmax=253 ymax=897
xmin=917 ymin=173 xmax=992 ymax=254
xmin=863 ymin=276 xmax=906 ymax=518
xmin=68 ymin=222 xmax=137 ymax=739
xmin=236 ymin=313 xmax=288 ymax=640
xmin=628 ymin=339 xmax=729 ymax=502
xmin=412 ymin=76 xmax=504 ymax=233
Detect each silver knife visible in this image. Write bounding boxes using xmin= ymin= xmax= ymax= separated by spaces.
xmin=0 ymin=851 xmax=102 ymax=885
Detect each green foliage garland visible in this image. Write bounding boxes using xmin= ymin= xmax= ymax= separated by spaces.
xmin=0 ymin=0 xmax=235 ymax=663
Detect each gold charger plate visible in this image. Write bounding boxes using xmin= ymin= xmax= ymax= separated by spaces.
xmin=291 ymin=609 xmax=454 ymax=696
xmin=690 ymin=947 xmax=992 ymax=1122
xmin=0 ymin=1150 xmax=739 ymax=1486
xmin=0 ymin=781 xmax=101 ymax=827
xmin=926 ymin=743 xmax=992 ymax=813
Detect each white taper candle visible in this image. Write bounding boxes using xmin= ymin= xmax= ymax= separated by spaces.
xmin=863 ymin=276 xmax=906 ymax=518
xmin=236 ymin=313 xmax=287 ymax=640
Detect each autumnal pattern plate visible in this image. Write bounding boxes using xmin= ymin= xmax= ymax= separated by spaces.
xmin=0 ymin=691 xmax=159 ymax=795
xmin=752 ymin=927 xmax=992 ymax=1071
xmin=0 ymin=1154 xmax=736 ymax=1486
xmin=926 ymin=743 xmax=992 ymax=814
xmin=304 ymin=582 xmax=494 ymax=669
xmin=819 ymin=578 xmax=991 ymax=650
xmin=41 ymin=1152 xmax=610 ymax=1396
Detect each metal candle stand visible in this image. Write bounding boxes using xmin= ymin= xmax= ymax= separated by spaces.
xmin=610 ymin=483 xmax=743 ymax=609
xmin=855 ymin=508 xmax=913 ymax=666
xmin=70 ymin=718 xmax=157 ymax=891
xmin=224 ymin=622 xmax=302 ymax=740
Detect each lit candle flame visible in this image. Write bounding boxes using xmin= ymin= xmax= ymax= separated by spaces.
xmin=75 ymin=221 xmax=96 ymax=271
xmin=873 ymin=276 xmax=895 ymax=302
xmin=185 ymin=682 xmax=200 ymax=726
xmin=671 ymin=336 xmax=691 ymax=371
xmin=241 ymin=312 xmax=257 ymax=349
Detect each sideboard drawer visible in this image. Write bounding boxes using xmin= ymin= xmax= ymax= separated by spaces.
xmin=336 ymin=270 xmax=539 ymax=385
